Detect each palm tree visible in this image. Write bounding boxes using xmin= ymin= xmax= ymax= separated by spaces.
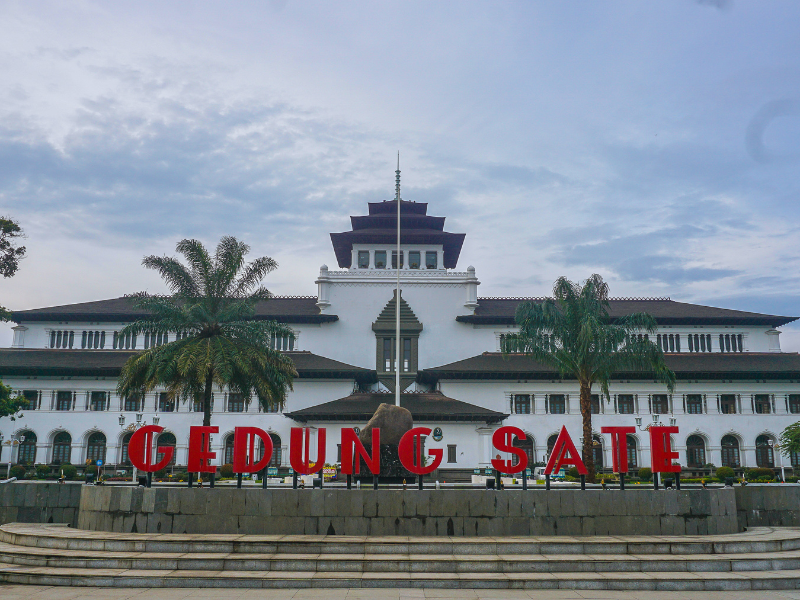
xmin=502 ymin=274 xmax=676 ymax=482
xmin=117 ymin=237 xmax=297 ymax=427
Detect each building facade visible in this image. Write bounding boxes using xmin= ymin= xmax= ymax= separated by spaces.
xmin=2 ymin=194 xmax=800 ymax=477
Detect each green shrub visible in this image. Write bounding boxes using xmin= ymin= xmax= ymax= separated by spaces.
xmin=9 ymin=465 xmax=26 ymax=479
xmin=61 ymin=464 xmax=78 ymax=480
xmin=84 ymin=465 xmax=97 ymax=476
xmin=637 ymin=467 xmax=652 ymax=481
xmin=172 ymin=471 xmax=189 ymax=482
xmin=35 ymin=464 xmax=50 ymax=478
xmin=745 ymin=467 xmax=775 ymax=481
xmin=715 ymin=466 xmax=735 ymax=482
xmin=154 ymin=468 xmax=168 ymax=479
xmin=220 ymin=464 xmax=234 ymax=478
xmin=567 ymin=467 xmax=580 ymax=479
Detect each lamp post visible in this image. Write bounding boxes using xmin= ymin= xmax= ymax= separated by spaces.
xmin=768 ymin=439 xmax=785 ymax=483
xmin=119 ymin=412 xmax=161 ymax=484
xmin=634 ymin=414 xmax=677 ymax=489
xmin=1 ymin=433 xmax=26 ymax=479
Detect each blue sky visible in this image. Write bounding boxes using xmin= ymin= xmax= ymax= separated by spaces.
xmin=1 ymin=1 xmax=799 ymax=349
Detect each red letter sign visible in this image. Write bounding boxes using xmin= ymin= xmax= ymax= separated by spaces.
xmin=650 ymin=426 xmax=681 ymax=473
xmin=398 ymin=427 xmax=443 ymax=475
xmin=491 ymin=426 xmax=528 ymax=474
xmin=290 ymin=427 xmax=326 ymax=474
xmin=340 ymin=428 xmax=380 ymax=475
xmin=544 ymin=426 xmax=588 ymax=475
xmin=128 ymin=425 xmax=174 ymax=472
xmin=187 ymin=426 xmax=218 ymax=473
xmin=601 ymin=426 xmax=636 ymax=474
xmin=232 ymin=427 xmax=273 ymax=474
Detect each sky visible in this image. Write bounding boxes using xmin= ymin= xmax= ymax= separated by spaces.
xmin=0 ymin=0 xmax=799 ymax=349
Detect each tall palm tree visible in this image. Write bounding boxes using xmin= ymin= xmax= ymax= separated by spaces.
xmin=502 ymin=274 xmax=676 ymax=482
xmin=117 ymin=237 xmax=297 ymax=427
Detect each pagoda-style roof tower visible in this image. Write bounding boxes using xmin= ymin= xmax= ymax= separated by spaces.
xmin=330 ymin=199 xmax=466 ymax=269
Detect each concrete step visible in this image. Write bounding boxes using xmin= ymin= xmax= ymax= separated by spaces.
xmin=2 ymin=542 xmax=800 ymax=573
xmin=1 ymin=562 xmax=800 ymax=590
xmin=4 ymin=523 xmax=800 ymax=555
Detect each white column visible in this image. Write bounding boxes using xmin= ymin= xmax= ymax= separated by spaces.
xmin=464 ymin=266 xmax=479 ymax=310
xmin=476 ymin=426 xmax=494 ymax=466
xmin=766 ymin=330 xmax=781 ymax=352
xmin=315 ymin=265 xmax=331 ymax=310
xmin=11 ymin=326 xmax=27 ymax=348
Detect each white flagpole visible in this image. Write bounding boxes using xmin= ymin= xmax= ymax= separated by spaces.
xmin=395 ymin=153 xmax=401 ymax=406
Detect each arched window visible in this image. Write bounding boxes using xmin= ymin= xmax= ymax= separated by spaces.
xmin=686 ymin=435 xmax=706 ymax=467
xmin=721 ymin=435 xmax=740 ymax=468
xmin=17 ymin=431 xmax=37 ymax=464
xmin=625 ymin=435 xmax=637 ymax=469
xmin=224 ymin=434 xmax=235 ymax=465
xmin=268 ymin=433 xmax=282 ymax=468
xmin=592 ymin=435 xmax=604 ymax=470
xmin=512 ymin=436 xmax=534 ymax=467
xmin=86 ymin=432 xmax=106 ymax=463
xmin=156 ymin=432 xmax=177 ymax=466
xmin=120 ymin=432 xmax=133 ymax=465
xmin=52 ymin=432 xmax=72 ymax=464
xmin=547 ymin=434 xmax=558 ymax=459
xmin=755 ymin=435 xmax=775 ymax=468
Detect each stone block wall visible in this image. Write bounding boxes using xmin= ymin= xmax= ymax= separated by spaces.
xmin=735 ymin=485 xmax=800 ymax=528
xmin=0 ymin=482 xmax=81 ymax=527
xmin=77 ymin=487 xmax=739 ymax=536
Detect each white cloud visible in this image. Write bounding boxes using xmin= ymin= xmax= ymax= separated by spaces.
xmin=1 ymin=1 xmax=799 ymax=350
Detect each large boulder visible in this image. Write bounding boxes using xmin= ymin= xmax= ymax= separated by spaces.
xmin=359 ymin=403 xmax=413 ymax=446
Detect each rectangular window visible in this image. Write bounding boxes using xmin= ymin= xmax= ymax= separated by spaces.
xmin=790 ymin=395 xmax=800 ymax=414
xmin=391 ymin=251 xmax=404 ymax=269
xmin=754 ymin=394 xmax=772 ymax=414
xmin=22 ymin=390 xmax=38 ymax=410
xmin=228 ymin=393 xmax=245 ymax=413
xmin=426 ymin=251 xmax=437 ymax=269
xmin=374 ymin=251 xmax=387 ymax=269
xmin=686 ymin=395 xmax=703 ymax=414
xmin=384 ymin=338 xmax=393 ymax=371
xmin=590 ymin=394 xmax=600 ymax=414
xmin=158 ymin=392 xmax=175 ymax=413
xmin=408 ymin=251 xmax=420 ymax=269
xmin=337 ymin=444 xmax=342 ymax=463
xmin=403 ymin=338 xmax=411 ymax=372
xmin=513 ymin=394 xmax=531 ymax=414
xmin=358 ymin=251 xmax=370 ymax=268
xmin=720 ymin=394 xmax=737 ymax=414
xmin=447 ymin=445 xmax=457 ymax=463
xmin=90 ymin=391 xmax=107 ymax=411
xmin=548 ymin=394 xmax=566 ymax=414
xmin=617 ymin=394 xmax=635 ymax=414
xmin=124 ymin=394 xmax=141 ymax=412
xmin=651 ymin=394 xmax=669 ymax=414
xmin=263 ymin=403 xmax=280 ymax=413
xmin=56 ymin=391 xmax=72 ymax=411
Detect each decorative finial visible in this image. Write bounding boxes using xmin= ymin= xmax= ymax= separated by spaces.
xmin=395 ymin=151 xmax=401 ymax=201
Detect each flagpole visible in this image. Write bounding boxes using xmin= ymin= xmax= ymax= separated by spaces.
xmin=395 ymin=153 xmax=401 ymax=407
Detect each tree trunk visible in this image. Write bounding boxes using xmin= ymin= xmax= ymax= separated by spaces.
xmin=203 ymin=369 xmax=213 ymax=428
xmin=579 ymin=380 xmax=595 ymax=483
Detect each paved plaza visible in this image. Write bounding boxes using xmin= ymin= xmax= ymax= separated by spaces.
xmin=2 ymin=586 xmax=800 ymax=600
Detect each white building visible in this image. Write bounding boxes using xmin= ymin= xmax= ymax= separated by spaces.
xmin=2 ymin=190 xmax=800 ymax=478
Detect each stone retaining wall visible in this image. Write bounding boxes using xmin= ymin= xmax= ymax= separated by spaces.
xmin=77 ymin=486 xmax=738 ymax=536
xmin=0 ymin=482 xmax=81 ymax=527
xmin=736 ymin=485 xmax=800 ymax=529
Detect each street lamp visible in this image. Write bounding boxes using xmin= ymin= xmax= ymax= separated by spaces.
xmin=768 ymin=439 xmax=785 ymax=482
xmin=2 ymin=433 xmax=26 ymax=479
xmin=120 ymin=412 xmax=162 ymax=484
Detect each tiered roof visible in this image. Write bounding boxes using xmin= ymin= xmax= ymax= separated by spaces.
xmin=330 ymin=199 xmax=466 ymax=268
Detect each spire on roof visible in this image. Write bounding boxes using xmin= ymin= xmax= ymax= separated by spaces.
xmin=395 ymin=151 xmax=401 ymax=201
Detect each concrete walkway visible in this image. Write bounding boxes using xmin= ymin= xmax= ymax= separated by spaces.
xmin=2 ymin=585 xmax=800 ymax=600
